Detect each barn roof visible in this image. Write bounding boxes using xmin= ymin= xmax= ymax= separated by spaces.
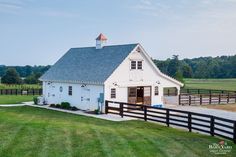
xmin=39 ymin=44 xmax=138 ymax=84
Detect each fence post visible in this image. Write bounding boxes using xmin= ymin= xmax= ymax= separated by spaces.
xmin=218 ymin=94 xmax=221 ymax=104
xmin=105 ymin=101 xmax=108 ymax=114
xmin=227 ymin=93 xmax=230 ymax=103
xmin=144 ymin=106 xmax=147 ymax=121
xmin=233 ymin=121 xmax=236 ymax=144
xmin=189 ymin=95 xmax=191 ymax=106
xmin=178 ymin=95 xmax=181 ymax=105
xmin=120 ymin=103 xmax=123 ymax=118
xmin=210 ymin=116 xmax=214 ymax=136
xmin=235 ymin=92 xmax=236 ymax=103
xmin=168 ymin=89 xmax=170 ymax=96
xmin=188 ymin=113 xmax=192 ymax=132
xmin=200 ymin=94 xmax=202 ymax=105
xmin=166 ymin=109 xmax=169 ymax=127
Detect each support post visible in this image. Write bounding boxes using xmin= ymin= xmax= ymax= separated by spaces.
xmin=120 ymin=103 xmax=123 ymax=118
xmin=188 ymin=113 xmax=192 ymax=132
xmin=105 ymin=101 xmax=108 ymax=114
xmin=166 ymin=109 xmax=170 ymax=127
xmin=233 ymin=121 xmax=236 ymax=144
xmin=210 ymin=116 xmax=214 ymax=136
xmin=200 ymin=94 xmax=202 ymax=105
xmin=144 ymin=106 xmax=147 ymax=121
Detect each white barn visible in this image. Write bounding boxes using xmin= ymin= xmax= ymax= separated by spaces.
xmin=39 ymin=34 xmax=183 ymax=111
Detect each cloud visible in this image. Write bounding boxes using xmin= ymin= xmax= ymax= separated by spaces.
xmin=0 ymin=2 xmax=21 ymax=13
xmin=40 ymin=10 xmax=80 ymax=18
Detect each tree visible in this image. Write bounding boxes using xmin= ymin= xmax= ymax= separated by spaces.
xmin=167 ymin=55 xmax=180 ymax=77
xmin=174 ymin=70 xmax=184 ymax=83
xmin=24 ymin=72 xmax=41 ymax=84
xmin=182 ymin=64 xmax=193 ymax=78
xmin=1 ymin=68 xmax=22 ymax=84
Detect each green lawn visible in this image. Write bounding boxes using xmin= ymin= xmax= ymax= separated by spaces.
xmin=0 ymin=95 xmax=35 ymax=104
xmin=184 ymin=78 xmax=236 ymax=91
xmin=0 ymin=106 xmax=235 ymax=157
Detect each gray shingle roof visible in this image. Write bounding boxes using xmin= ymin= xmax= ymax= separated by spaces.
xmin=40 ymin=44 xmax=138 ymax=84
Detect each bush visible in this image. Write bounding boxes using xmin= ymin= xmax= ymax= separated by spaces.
xmin=71 ymin=106 xmax=78 ymax=111
xmin=94 ymin=109 xmax=100 ymax=114
xmin=50 ymin=104 xmax=56 ymax=107
xmin=55 ymin=104 xmax=61 ymax=108
xmin=61 ymin=102 xmax=70 ymax=109
xmin=33 ymin=97 xmax=38 ymax=105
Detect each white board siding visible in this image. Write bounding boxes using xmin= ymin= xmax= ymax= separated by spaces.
xmin=105 ymin=46 xmax=180 ymax=106
xmin=42 ymin=81 xmax=103 ymax=110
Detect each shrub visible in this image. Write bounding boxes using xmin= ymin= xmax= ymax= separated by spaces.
xmin=61 ymin=102 xmax=70 ymax=109
xmin=55 ymin=104 xmax=61 ymax=108
xmin=71 ymin=106 xmax=78 ymax=111
xmin=94 ymin=109 xmax=100 ymax=114
xmin=33 ymin=97 xmax=38 ymax=105
xmin=50 ymin=104 xmax=56 ymax=107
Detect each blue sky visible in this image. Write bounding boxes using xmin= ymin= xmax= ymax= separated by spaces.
xmin=0 ymin=0 xmax=236 ymax=65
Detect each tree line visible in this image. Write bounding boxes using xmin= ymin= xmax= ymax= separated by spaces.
xmin=153 ymin=55 xmax=236 ymax=81
xmin=0 ymin=54 xmax=235 ymax=84
xmin=0 ymin=65 xmax=50 ymax=84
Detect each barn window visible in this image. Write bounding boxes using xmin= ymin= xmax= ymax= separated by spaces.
xmin=68 ymin=86 xmax=72 ymax=96
xmin=111 ymin=88 xmax=116 ymax=99
xmin=128 ymin=87 xmax=136 ymax=97
xmin=131 ymin=61 xmax=136 ymax=69
xmin=137 ymin=61 xmax=142 ymax=69
xmin=154 ymin=86 xmax=159 ymax=95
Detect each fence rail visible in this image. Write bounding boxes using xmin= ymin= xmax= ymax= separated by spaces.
xmin=105 ymin=100 xmax=236 ymax=143
xmin=179 ymin=93 xmax=236 ymax=105
xmin=181 ymin=88 xmax=236 ymax=95
xmin=0 ymin=89 xmax=42 ymax=95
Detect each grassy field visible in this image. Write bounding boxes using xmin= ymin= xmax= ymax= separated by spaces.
xmin=0 ymin=106 xmax=235 ymax=157
xmin=0 ymin=95 xmax=35 ymax=104
xmin=0 ymin=84 xmax=41 ymax=89
xmin=184 ymin=78 xmax=236 ymax=91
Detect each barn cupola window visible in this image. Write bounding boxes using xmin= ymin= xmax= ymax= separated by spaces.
xmin=68 ymin=86 xmax=72 ymax=96
xmin=96 ymin=33 xmax=107 ymax=49
xmin=111 ymin=88 xmax=116 ymax=99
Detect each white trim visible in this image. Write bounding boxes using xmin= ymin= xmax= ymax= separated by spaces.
xmin=137 ymin=44 xmax=184 ymax=87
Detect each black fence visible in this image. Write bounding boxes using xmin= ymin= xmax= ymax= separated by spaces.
xmin=0 ymin=89 xmax=42 ymax=95
xmin=181 ymin=88 xmax=236 ymax=95
xmin=105 ymin=100 xmax=236 ymax=143
xmin=179 ymin=93 xmax=236 ymax=105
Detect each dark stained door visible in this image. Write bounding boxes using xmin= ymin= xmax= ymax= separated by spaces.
xmin=128 ymin=87 xmax=137 ymax=104
xmin=143 ymin=86 xmax=151 ymax=105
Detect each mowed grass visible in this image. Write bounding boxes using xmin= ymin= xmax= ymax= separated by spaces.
xmin=0 ymin=95 xmax=35 ymax=104
xmin=0 ymin=106 xmax=235 ymax=157
xmin=184 ymin=78 xmax=236 ymax=91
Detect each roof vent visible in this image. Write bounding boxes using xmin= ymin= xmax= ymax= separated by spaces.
xmin=96 ymin=33 xmax=107 ymax=49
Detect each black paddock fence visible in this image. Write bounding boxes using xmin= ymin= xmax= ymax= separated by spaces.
xmin=179 ymin=93 xmax=236 ymax=105
xmin=105 ymin=100 xmax=236 ymax=143
xmin=181 ymin=88 xmax=236 ymax=95
xmin=0 ymin=89 xmax=42 ymax=95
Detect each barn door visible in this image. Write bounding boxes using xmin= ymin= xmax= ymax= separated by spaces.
xmin=143 ymin=86 xmax=151 ymax=105
xmin=128 ymin=87 xmax=137 ymax=104
xmin=80 ymin=87 xmax=90 ymax=110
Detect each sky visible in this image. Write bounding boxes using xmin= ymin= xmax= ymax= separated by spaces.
xmin=0 ymin=0 xmax=236 ymax=65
